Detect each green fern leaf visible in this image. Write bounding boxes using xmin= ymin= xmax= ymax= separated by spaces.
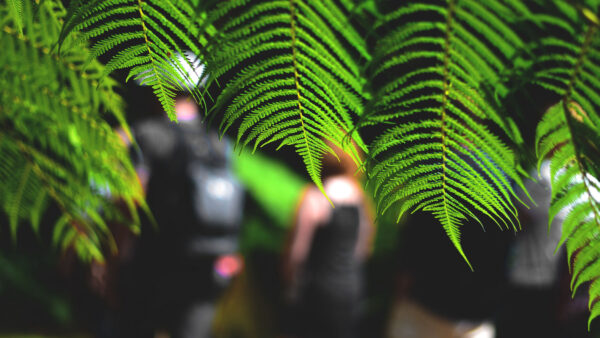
xmin=0 ymin=0 xmax=143 ymax=262
xmin=207 ymin=0 xmax=369 ymax=197
xmin=534 ymin=1 xmax=600 ymax=327
xmin=364 ymin=0 xmax=528 ymax=268
xmin=6 ymin=0 xmax=24 ymax=34
xmin=58 ymin=0 xmax=209 ymax=120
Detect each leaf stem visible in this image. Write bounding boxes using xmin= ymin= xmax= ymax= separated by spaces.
xmin=289 ymin=0 xmax=331 ymax=205
xmin=440 ymin=0 xmax=471 ymax=269
xmin=136 ymin=0 xmax=173 ymax=119
xmin=441 ymin=0 xmax=454 ymax=230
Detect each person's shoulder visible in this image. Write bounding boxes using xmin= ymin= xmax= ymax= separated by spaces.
xmin=133 ymin=118 xmax=171 ymax=136
xmin=300 ymin=185 xmax=330 ymax=210
xmin=132 ymin=118 xmax=177 ymax=158
xmin=303 ymin=185 xmax=327 ymax=205
xmin=298 ymin=185 xmax=332 ymax=224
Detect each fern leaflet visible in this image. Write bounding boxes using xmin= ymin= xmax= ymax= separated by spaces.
xmin=59 ymin=0 xmax=210 ymax=120
xmin=0 ymin=0 xmax=143 ymax=262
xmin=364 ymin=0 xmax=528 ymax=267
xmin=534 ymin=1 xmax=600 ymax=327
xmin=206 ymin=0 xmax=369 ymax=198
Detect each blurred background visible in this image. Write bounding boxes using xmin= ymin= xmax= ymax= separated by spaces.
xmin=0 ymin=77 xmax=397 ymax=338
xmin=1 ymin=77 xmax=600 ymax=338
xmin=3 ymin=0 xmax=600 ymax=337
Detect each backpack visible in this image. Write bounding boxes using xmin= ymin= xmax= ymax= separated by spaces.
xmin=178 ymin=120 xmax=244 ymax=229
xmin=134 ymin=117 xmax=244 ymax=233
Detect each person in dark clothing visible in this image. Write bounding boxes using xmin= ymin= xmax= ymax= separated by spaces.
xmin=283 ymin=141 xmax=374 ymax=338
xmin=118 ymin=96 xmax=244 ymax=338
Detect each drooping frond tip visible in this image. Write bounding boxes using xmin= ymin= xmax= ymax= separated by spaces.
xmin=537 ymin=101 xmax=600 ymax=329
xmin=365 ymin=0 xmax=528 ymax=268
xmin=207 ymin=0 xmax=368 ymax=195
xmin=532 ymin=1 xmax=600 ymax=326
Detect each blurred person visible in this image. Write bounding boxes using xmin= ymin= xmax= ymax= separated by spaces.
xmin=119 ymin=51 xmax=246 ymax=338
xmin=118 ymin=94 xmax=245 ymax=338
xmin=112 ymin=50 xmax=245 ymax=338
xmin=499 ymin=158 xmax=600 ymax=337
xmin=495 ymin=160 xmax=565 ymax=338
xmin=496 ymin=159 xmax=600 ymax=337
xmin=282 ymin=141 xmax=375 ymax=338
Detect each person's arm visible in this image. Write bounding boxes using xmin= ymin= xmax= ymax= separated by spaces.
xmin=355 ymin=189 xmax=376 ymax=261
xmin=284 ymin=187 xmax=329 ymax=298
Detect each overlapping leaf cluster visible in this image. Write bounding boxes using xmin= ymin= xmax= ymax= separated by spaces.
xmin=363 ymin=0 xmax=528 ymax=267
xmin=0 ymin=0 xmax=142 ymax=261
xmin=6 ymin=0 xmax=600 ymax=328
xmin=59 ymin=0 xmax=211 ymax=120
xmin=206 ymin=0 xmax=369 ymax=196
xmin=534 ymin=0 xmax=600 ymax=326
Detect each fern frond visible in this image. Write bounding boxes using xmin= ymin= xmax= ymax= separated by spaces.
xmin=537 ymin=101 xmax=600 ymax=328
xmin=207 ymin=0 xmax=369 ymax=197
xmin=6 ymin=0 xmax=24 ymax=34
xmin=0 ymin=0 xmax=143 ymax=261
xmin=365 ymin=0 xmax=528 ymax=267
xmin=534 ymin=1 xmax=600 ymax=327
xmin=59 ymin=0 xmax=209 ymax=120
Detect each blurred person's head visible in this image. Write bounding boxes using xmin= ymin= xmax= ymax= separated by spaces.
xmin=174 ymin=94 xmax=199 ymax=122
xmin=130 ymin=50 xmax=206 ymax=120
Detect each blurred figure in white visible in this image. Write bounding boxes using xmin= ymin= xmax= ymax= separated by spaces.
xmin=496 ymin=160 xmax=566 ymax=337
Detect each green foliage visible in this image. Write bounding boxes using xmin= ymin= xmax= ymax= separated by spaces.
xmin=59 ymin=0 xmax=212 ymax=120
xmin=363 ymin=0 xmax=528 ymax=268
xmin=4 ymin=0 xmax=600 ymax=328
xmin=534 ymin=0 xmax=600 ymax=327
xmin=0 ymin=0 xmax=142 ymax=262
xmin=6 ymin=0 xmax=24 ymax=33
xmin=233 ymin=149 xmax=305 ymax=228
xmin=206 ymin=0 xmax=368 ymax=198
xmin=232 ymin=149 xmax=306 ymax=253
xmin=538 ymin=102 xmax=600 ymax=328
